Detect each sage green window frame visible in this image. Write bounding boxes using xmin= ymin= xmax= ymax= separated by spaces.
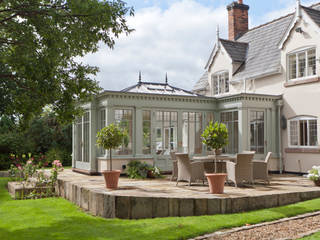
xmin=142 ymin=110 xmax=151 ymax=155
xmin=211 ymin=71 xmax=229 ymax=95
xmin=97 ymin=108 xmax=106 ymax=157
xmin=114 ymin=109 xmax=133 ymax=156
xmin=182 ymin=112 xmax=203 ymax=155
xmin=250 ymin=110 xmax=265 ymax=154
xmin=220 ymin=111 xmax=239 ymax=154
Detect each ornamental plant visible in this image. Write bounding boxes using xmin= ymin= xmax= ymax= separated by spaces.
xmin=307 ymin=166 xmax=320 ymax=181
xmin=201 ymin=121 xmax=229 ymax=173
xmin=96 ymin=124 xmax=126 ymax=171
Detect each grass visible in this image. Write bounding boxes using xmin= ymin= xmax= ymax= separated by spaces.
xmin=1 ymin=177 xmax=320 ymax=240
xmin=300 ymin=232 xmax=320 ymax=239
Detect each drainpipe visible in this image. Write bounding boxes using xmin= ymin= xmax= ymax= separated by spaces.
xmin=277 ymin=100 xmax=283 ymax=174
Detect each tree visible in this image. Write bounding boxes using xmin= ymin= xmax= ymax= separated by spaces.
xmin=96 ymin=124 xmax=126 ymax=171
xmin=0 ymin=0 xmax=134 ymax=123
xmin=202 ymin=121 xmax=229 ymax=173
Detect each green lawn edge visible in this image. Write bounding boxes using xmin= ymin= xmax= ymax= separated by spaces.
xmin=1 ymin=177 xmax=320 ymax=240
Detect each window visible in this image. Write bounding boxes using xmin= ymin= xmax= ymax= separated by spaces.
xmin=75 ymin=112 xmax=90 ymax=162
xmin=114 ymin=109 xmax=133 ymax=155
xmin=155 ymin=111 xmax=177 ymax=155
xmin=142 ymin=110 xmax=151 ymax=154
xmin=97 ymin=108 xmax=106 ymax=157
xmin=289 ymin=117 xmax=318 ymax=147
xmin=211 ymin=71 xmax=229 ymax=95
xmin=288 ymin=48 xmax=316 ymax=80
xmin=182 ymin=112 xmax=203 ymax=155
xmin=221 ymin=111 xmax=238 ymax=154
xmin=250 ymin=111 xmax=264 ymax=154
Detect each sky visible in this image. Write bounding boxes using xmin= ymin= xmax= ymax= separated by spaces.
xmin=78 ymin=0 xmax=319 ymax=91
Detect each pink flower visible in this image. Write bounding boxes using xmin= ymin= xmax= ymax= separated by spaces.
xmin=27 ymin=160 xmax=32 ymax=165
xmin=18 ymin=165 xmax=22 ymax=170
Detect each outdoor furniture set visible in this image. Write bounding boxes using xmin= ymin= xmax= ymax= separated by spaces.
xmin=171 ymin=151 xmax=272 ymax=192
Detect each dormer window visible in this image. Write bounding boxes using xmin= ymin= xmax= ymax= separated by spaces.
xmin=288 ymin=48 xmax=316 ymax=81
xmin=211 ymin=71 xmax=229 ymax=95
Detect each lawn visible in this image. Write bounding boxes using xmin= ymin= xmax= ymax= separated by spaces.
xmin=300 ymin=232 xmax=320 ymax=239
xmin=2 ymin=177 xmax=320 ymax=240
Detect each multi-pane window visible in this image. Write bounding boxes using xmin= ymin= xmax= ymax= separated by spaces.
xmin=289 ymin=117 xmax=318 ymax=147
xmin=221 ymin=111 xmax=239 ymax=154
xmin=142 ymin=110 xmax=151 ymax=154
xmin=206 ymin=112 xmax=214 ymax=126
xmin=182 ymin=112 xmax=203 ymax=155
xmin=288 ymin=48 xmax=316 ymax=80
xmin=250 ymin=111 xmax=264 ymax=154
xmin=114 ymin=109 xmax=133 ymax=155
xmin=97 ymin=109 xmax=106 ymax=157
xmin=211 ymin=71 xmax=229 ymax=95
xmin=155 ymin=111 xmax=178 ymax=155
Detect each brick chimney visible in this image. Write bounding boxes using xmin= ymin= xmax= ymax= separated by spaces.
xmin=227 ymin=0 xmax=249 ymax=41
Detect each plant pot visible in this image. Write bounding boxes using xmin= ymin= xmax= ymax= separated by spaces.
xmin=102 ymin=170 xmax=121 ymax=189
xmin=314 ymin=179 xmax=320 ymax=187
xmin=205 ymin=173 xmax=227 ymax=194
xmin=147 ymin=170 xmax=155 ymax=179
xmin=215 ymin=149 xmax=222 ymax=155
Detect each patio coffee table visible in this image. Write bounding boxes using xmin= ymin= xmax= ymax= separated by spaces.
xmin=193 ymin=155 xmax=236 ymax=173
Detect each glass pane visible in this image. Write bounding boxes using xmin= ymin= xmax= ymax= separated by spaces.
xmin=142 ymin=110 xmax=151 ymax=154
xmin=308 ymin=49 xmax=316 ymax=76
xmin=194 ymin=113 xmax=202 ymax=154
xmin=212 ymin=75 xmax=218 ymax=95
xmin=289 ymin=54 xmax=297 ymax=80
xmin=250 ymin=111 xmax=264 ymax=154
xmin=298 ymin=52 xmax=306 ymax=78
xmin=225 ymin=72 xmax=229 ymax=93
xmin=115 ymin=109 xmax=133 ymax=155
xmin=299 ymin=120 xmax=308 ymax=146
xmin=290 ymin=121 xmax=299 ymax=146
xmin=309 ymin=120 xmax=317 ymax=146
xmin=98 ymin=109 xmax=106 ymax=156
xmin=206 ymin=112 xmax=214 ymax=125
xmin=83 ymin=112 xmax=90 ymax=162
xmin=182 ymin=113 xmax=189 ymax=153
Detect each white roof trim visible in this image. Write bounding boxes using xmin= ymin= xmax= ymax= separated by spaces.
xmin=205 ymin=40 xmax=233 ymax=71
xmin=279 ymin=6 xmax=320 ymax=49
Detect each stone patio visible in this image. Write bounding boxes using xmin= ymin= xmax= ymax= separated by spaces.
xmin=55 ymin=170 xmax=320 ymax=219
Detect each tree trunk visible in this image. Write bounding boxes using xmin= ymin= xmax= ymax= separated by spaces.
xmin=109 ymin=148 xmax=112 ymax=171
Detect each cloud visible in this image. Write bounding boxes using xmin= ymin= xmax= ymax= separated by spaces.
xmin=78 ymin=0 xmax=227 ymax=91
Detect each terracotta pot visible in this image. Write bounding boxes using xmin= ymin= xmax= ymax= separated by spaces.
xmin=102 ymin=170 xmax=121 ymax=189
xmin=314 ymin=179 xmax=320 ymax=187
xmin=205 ymin=173 xmax=227 ymax=194
xmin=215 ymin=149 xmax=222 ymax=155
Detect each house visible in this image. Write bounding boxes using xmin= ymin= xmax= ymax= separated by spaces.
xmin=72 ymin=0 xmax=320 ymax=175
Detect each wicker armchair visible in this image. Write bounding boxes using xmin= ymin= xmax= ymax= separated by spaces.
xmin=253 ymin=152 xmax=272 ymax=184
xmin=226 ymin=153 xmax=255 ymax=187
xmin=175 ymin=153 xmax=205 ymax=186
xmin=170 ymin=151 xmax=178 ymax=181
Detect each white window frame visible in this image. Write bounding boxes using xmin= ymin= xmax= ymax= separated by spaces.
xmin=211 ymin=71 xmax=229 ymax=96
xmin=287 ymin=47 xmax=317 ymax=82
xmin=288 ymin=116 xmax=318 ymax=148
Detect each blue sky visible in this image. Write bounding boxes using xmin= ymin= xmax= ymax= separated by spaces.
xmin=80 ymin=0 xmax=319 ymax=91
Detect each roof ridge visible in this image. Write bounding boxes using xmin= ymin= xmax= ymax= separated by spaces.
xmin=243 ymin=1 xmax=320 ymax=34
xmin=219 ymin=38 xmax=248 ymax=45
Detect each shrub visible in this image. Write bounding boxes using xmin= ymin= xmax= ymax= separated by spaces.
xmin=46 ymin=148 xmax=72 ymax=167
xmin=127 ymin=161 xmax=161 ymax=179
xmin=307 ymin=166 xmax=320 ymax=181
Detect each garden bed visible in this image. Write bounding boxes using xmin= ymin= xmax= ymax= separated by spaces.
xmin=8 ymin=181 xmax=55 ymax=199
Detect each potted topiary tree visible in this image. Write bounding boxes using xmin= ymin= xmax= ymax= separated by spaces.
xmin=202 ymin=121 xmax=229 ymax=194
xmin=96 ymin=123 xmax=126 ymax=189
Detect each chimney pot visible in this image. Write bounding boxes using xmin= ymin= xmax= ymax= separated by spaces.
xmin=238 ymin=0 xmax=243 ymax=4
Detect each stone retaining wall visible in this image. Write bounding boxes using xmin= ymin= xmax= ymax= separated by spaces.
xmin=0 ymin=171 xmax=9 ymax=177
xmin=56 ymin=178 xmax=320 ymax=219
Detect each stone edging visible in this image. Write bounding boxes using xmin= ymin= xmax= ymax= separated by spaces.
xmin=0 ymin=171 xmax=9 ymax=178
xmin=191 ymin=211 xmax=320 ymax=240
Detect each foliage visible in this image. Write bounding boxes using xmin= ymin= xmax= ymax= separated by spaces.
xmin=3 ymin=177 xmax=320 ymax=240
xmin=0 ymin=113 xmax=72 ymax=170
xmin=96 ymin=124 xmax=126 ymax=171
xmin=307 ymin=166 xmax=320 ymax=181
xmin=127 ymin=161 xmax=161 ymax=179
xmin=202 ymin=121 xmax=229 ymax=151
xmin=0 ymin=0 xmax=134 ymax=123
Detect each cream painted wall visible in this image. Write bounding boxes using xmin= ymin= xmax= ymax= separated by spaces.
xmin=203 ymin=9 xmax=320 ymax=173
xmin=280 ymin=11 xmax=320 ymax=172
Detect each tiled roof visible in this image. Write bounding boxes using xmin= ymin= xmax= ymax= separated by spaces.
xmin=232 ymin=14 xmax=293 ymax=82
xmin=302 ymin=6 xmax=320 ymax=27
xmin=194 ymin=2 xmax=320 ymax=90
xmin=192 ymin=72 xmax=209 ymax=91
xmin=122 ymin=82 xmax=199 ymax=96
xmin=220 ymin=39 xmax=248 ymax=63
